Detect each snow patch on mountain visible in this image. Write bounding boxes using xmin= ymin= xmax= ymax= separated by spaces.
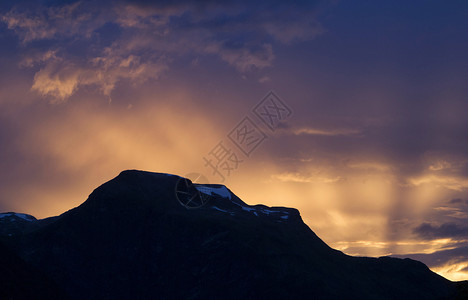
xmin=0 ymin=212 xmax=36 ymax=221
xmin=212 ymin=206 xmax=228 ymax=213
xmin=193 ymin=184 xmax=291 ymax=221
xmin=195 ymin=185 xmax=231 ymax=200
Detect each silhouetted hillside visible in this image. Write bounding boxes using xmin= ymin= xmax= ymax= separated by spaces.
xmin=1 ymin=170 xmax=466 ymax=299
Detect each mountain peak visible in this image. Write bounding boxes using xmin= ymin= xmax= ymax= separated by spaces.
xmin=1 ymin=169 xmax=465 ymax=299
xmin=0 ymin=212 xmax=37 ymax=237
xmin=0 ymin=212 xmax=36 ymax=222
xmin=77 ymin=170 xmax=301 ymax=224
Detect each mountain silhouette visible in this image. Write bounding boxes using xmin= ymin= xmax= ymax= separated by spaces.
xmin=1 ymin=170 xmax=467 ymax=299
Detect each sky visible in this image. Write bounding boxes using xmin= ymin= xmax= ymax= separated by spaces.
xmin=1 ymin=0 xmax=468 ymax=281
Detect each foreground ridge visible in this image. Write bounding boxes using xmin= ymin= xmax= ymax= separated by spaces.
xmin=1 ymin=170 xmax=466 ymax=300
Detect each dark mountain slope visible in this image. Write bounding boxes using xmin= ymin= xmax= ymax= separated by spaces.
xmin=1 ymin=170 xmax=464 ymax=299
xmin=0 ymin=241 xmax=67 ymax=299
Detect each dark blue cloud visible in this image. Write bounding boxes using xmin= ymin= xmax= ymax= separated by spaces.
xmin=0 ymin=0 xmax=327 ymax=101
xmin=393 ymin=243 xmax=468 ymax=269
xmin=450 ymin=198 xmax=468 ymax=205
xmin=414 ymin=222 xmax=468 ymax=240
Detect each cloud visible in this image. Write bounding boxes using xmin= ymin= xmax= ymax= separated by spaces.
xmin=450 ymin=198 xmax=468 ymax=205
xmin=428 ymin=160 xmax=452 ymax=171
xmin=335 ymin=238 xmax=461 ymax=257
xmin=32 ymin=63 xmax=81 ymax=101
xmin=30 ymin=50 xmax=168 ymax=102
xmin=422 ymin=152 xmax=468 ymax=174
xmin=393 ymin=243 xmax=468 ymax=281
xmin=407 ymin=175 xmax=468 ymax=191
xmin=1 ymin=2 xmax=102 ymax=42
xmin=432 ymin=206 xmax=468 ymax=219
xmin=284 ymin=126 xmax=362 ymax=137
xmin=1 ymin=0 xmax=325 ymax=102
xmin=394 ymin=198 xmax=468 ymax=280
xmin=258 ymin=76 xmax=270 ymax=83
xmin=414 ymin=222 xmax=468 ymax=240
xmin=263 ymin=17 xmax=323 ymax=44
xmin=345 ymin=161 xmax=391 ymax=172
xmin=19 ymin=50 xmax=58 ymax=68
xmin=204 ymin=42 xmax=274 ymax=72
xmin=272 ymin=172 xmax=343 ymax=184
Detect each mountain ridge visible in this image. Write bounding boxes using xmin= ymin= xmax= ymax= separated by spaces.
xmin=1 ymin=170 xmax=467 ymax=299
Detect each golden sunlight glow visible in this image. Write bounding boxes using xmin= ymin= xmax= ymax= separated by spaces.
xmin=433 ymin=262 xmax=468 ymax=282
xmin=1 ymin=0 xmax=467 ymax=287
xmin=14 ymin=93 xmax=224 ymax=218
